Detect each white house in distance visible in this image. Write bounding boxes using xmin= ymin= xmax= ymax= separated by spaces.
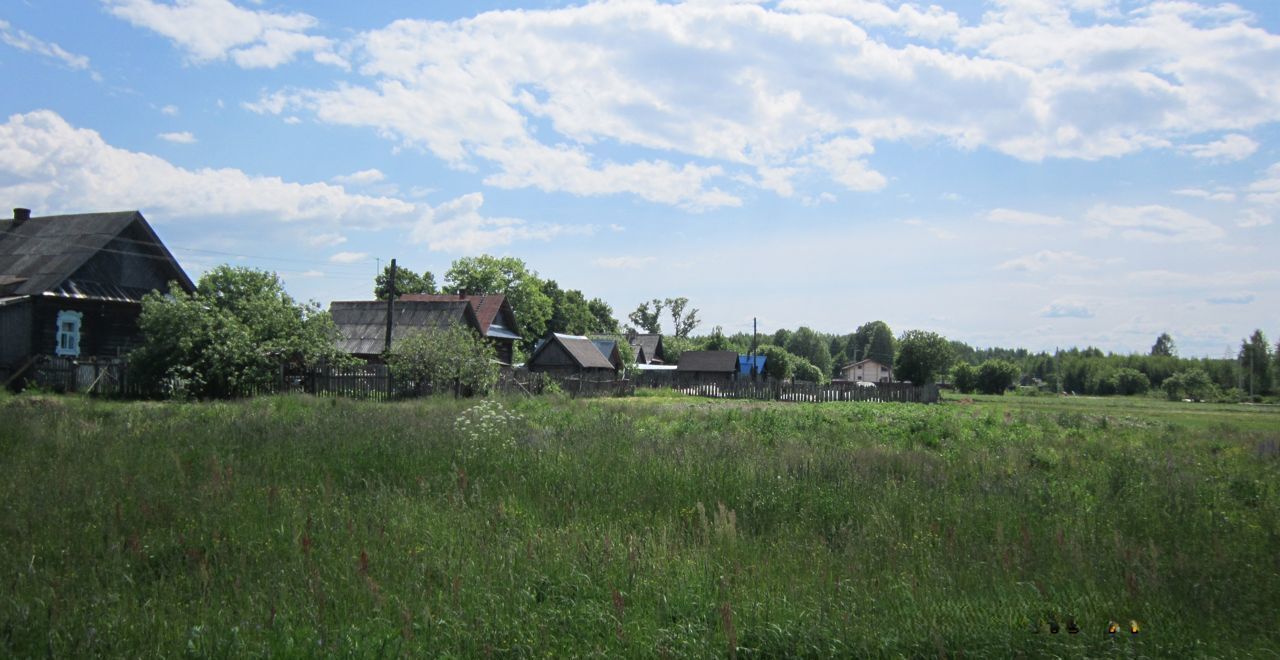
xmin=839 ymin=358 xmax=893 ymax=383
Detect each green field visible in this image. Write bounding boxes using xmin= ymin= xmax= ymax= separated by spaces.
xmin=2 ymin=390 xmax=1278 ymax=657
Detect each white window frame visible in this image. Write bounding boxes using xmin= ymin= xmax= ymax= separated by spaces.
xmin=55 ymin=310 xmax=83 ymax=357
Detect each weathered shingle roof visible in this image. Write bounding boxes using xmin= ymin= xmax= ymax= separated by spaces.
xmin=399 ymin=293 xmax=520 ymax=338
xmin=677 ymin=350 xmax=739 ymax=373
xmin=530 ymin=333 xmax=616 ymax=370
xmin=628 ymin=333 xmax=664 ymax=364
xmin=329 ymin=300 xmax=480 ymax=356
xmin=0 ymin=210 xmax=193 ymax=301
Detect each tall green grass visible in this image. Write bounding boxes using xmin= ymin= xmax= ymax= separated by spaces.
xmin=1 ymin=393 xmax=1277 ymax=656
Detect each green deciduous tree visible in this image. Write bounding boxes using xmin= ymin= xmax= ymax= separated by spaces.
xmin=785 ymin=327 xmax=833 ymax=377
xmin=792 ymin=357 xmax=826 ymax=384
xmin=976 ymin=360 xmax=1019 ymax=395
xmin=132 ymin=265 xmax=349 ymax=399
xmin=374 ymin=264 xmax=437 ymax=300
xmin=627 ymin=299 xmax=664 ymax=334
xmin=952 ymin=363 xmax=977 ymax=394
xmin=1163 ymin=368 xmax=1216 ymax=401
xmin=1150 ymin=332 xmax=1176 ymax=357
xmin=894 ymin=330 xmax=953 ymax=385
xmin=587 ymin=298 xmax=620 ymax=334
xmin=1113 ymin=368 xmax=1150 ymax=396
xmin=756 ymin=345 xmax=794 ymax=381
xmin=665 ymin=297 xmax=701 ymax=338
xmin=1239 ymin=329 xmax=1274 ymax=396
xmin=542 ymin=280 xmax=596 ymax=336
xmin=443 ymin=255 xmax=552 ymax=346
xmin=386 ymin=324 xmax=497 ymax=396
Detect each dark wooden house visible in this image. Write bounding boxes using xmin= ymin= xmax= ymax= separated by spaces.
xmin=0 ymin=208 xmax=194 ymax=384
xmin=676 ymin=350 xmax=739 ymax=383
xmin=590 ymin=338 xmax=625 ymax=372
xmin=527 ymin=332 xmax=618 ymax=377
xmin=627 ymin=332 xmax=666 ymax=364
xmin=328 ymin=299 xmax=482 ymax=361
xmin=400 ymin=293 xmax=521 ymax=366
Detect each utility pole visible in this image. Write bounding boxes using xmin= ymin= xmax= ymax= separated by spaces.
xmin=384 ymin=258 xmax=397 ymax=354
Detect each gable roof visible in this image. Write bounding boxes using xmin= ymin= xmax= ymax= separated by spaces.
xmin=841 ymin=358 xmax=890 ymax=371
xmin=628 ymin=333 xmax=665 ymax=364
xmin=399 ymin=293 xmax=520 ymax=338
xmin=738 ymin=354 xmax=767 ymax=375
xmin=677 ymin=350 xmax=739 ymax=373
xmin=591 ymin=339 xmax=623 ymax=368
xmin=530 ymin=333 xmax=616 ymax=370
xmin=329 ymin=299 xmax=480 ymax=356
xmin=0 ymin=210 xmax=193 ymax=300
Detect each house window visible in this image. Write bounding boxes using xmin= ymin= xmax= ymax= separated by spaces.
xmin=55 ymin=310 xmax=83 ymax=357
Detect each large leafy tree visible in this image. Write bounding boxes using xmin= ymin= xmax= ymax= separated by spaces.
xmin=785 ymin=327 xmax=833 ymax=377
xmin=386 ymin=325 xmax=497 ymax=396
xmin=374 ymin=264 xmax=437 ymax=300
xmin=895 ymin=330 xmax=953 ymax=384
xmin=1239 ymin=329 xmax=1274 ymax=395
xmin=852 ymin=321 xmax=894 ymax=366
xmin=443 ymin=255 xmax=552 ymax=345
xmin=132 ymin=265 xmax=348 ymax=398
xmin=1150 ymin=332 xmax=1176 ymax=357
xmin=542 ymin=280 xmax=596 ymax=336
xmin=665 ymin=297 xmax=701 ymax=338
xmin=627 ymin=299 xmax=664 ymax=334
xmin=976 ymin=359 xmax=1020 ymax=395
xmin=587 ymin=298 xmax=620 ymax=334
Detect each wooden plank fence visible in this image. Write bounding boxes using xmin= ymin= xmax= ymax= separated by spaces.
xmin=13 ymin=357 xmax=935 ymax=404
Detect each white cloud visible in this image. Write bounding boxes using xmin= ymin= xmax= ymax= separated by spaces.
xmin=1172 ymin=188 xmax=1236 ymax=203
xmin=1236 ymin=209 xmax=1272 ymax=228
xmin=159 ymin=104 xmax=180 ymax=116
xmin=1040 ymin=297 xmax=1095 ymax=319
xmin=331 ymin=169 xmax=385 ymax=186
xmin=985 ymin=208 xmax=1065 ymax=226
xmin=1206 ymin=293 xmax=1255 ymax=305
xmin=0 ymin=19 xmax=96 ymax=76
xmin=158 ymin=131 xmax=197 ymax=144
xmin=411 ymin=192 xmax=583 ymax=252
xmin=329 ymin=251 xmax=369 ymax=264
xmin=778 ymin=0 xmax=961 ymax=41
xmin=1085 ymin=204 xmax=1224 ymax=243
xmin=306 ymin=232 xmax=347 ymax=248
xmin=1246 ymin=163 xmax=1280 ymax=205
xmin=1180 ymin=134 xmax=1259 ymax=162
xmin=0 ymin=109 xmax=414 ymax=224
xmin=103 ymin=0 xmax=344 ymax=69
xmin=592 ymin=256 xmax=657 ymax=269
xmin=997 ymin=250 xmax=1100 ymax=272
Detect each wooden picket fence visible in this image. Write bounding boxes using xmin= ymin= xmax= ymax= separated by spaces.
xmin=635 ymin=370 xmax=938 ymax=404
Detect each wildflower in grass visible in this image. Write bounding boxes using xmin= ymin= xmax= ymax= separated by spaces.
xmin=453 ymin=399 xmax=524 ymax=459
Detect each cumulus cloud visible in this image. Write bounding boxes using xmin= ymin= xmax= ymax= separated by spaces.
xmin=239 ymin=2 xmax=1280 ymax=208
xmin=411 ymin=192 xmax=585 ymax=252
xmin=1236 ymin=209 xmax=1272 ymax=228
xmin=1180 ymin=134 xmax=1259 ymax=162
xmin=328 ymin=251 xmax=369 ymax=264
xmin=1040 ymin=298 xmax=1095 ymax=319
xmin=158 ymin=131 xmax=197 ymax=144
xmin=1085 ymin=204 xmax=1224 ymax=243
xmin=985 ymin=208 xmax=1065 ymax=226
xmin=306 ymin=232 xmax=347 ymax=248
xmin=1172 ymin=188 xmax=1236 ymax=203
xmin=997 ymin=250 xmax=1100 ymax=272
xmin=103 ymin=0 xmax=344 ymax=69
xmin=0 ymin=19 xmax=97 ymax=77
xmin=592 ymin=256 xmax=657 ymax=269
xmin=331 ymin=169 xmax=385 ymax=186
xmin=0 ymin=110 xmax=414 ymax=225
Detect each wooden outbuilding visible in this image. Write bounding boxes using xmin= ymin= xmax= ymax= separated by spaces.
xmin=676 ymin=350 xmax=739 ymax=383
xmin=627 ymin=332 xmax=666 ymax=364
xmin=527 ymin=332 xmax=618 ymax=377
xmin=400 ymin=293 xmax=521 ymax=365
xmin=0 ymin=208 xmax=194 ymax=385
xmin=328 ymin=299 xmax=482 ymax=361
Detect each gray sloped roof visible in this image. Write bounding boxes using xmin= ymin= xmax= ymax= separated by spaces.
xmin=0 ymin=210 xmax=193 ymax=300
xmin=531 ymin=333 xmax=616 ymax=369
xmin=677 ymin=350 xmax=739 ymax=373
xmin=629 ymin=333 xmax=664 ymax=363
xmin=329 ymin=300 xmax=480 ymax=356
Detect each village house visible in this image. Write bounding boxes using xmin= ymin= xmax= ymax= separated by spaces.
xmin=527 ymin=332 xmax=619 ymax=377
xmin=399 ymin=293 xmax=521 ymax=366
xmin=839 ymin=358 xmax=893 ymax=383
xmin=328 ymin=299 xmax=482 ymax=362
xmin=676 ymin=350 xmax=739 ymax=383
xmin=590 ymin=338 xmax=625 ymax=372
xmin=627 ymin=332 xmax=666 ymax=365
xmin=0 ymin=209 xmax=194 ymax=385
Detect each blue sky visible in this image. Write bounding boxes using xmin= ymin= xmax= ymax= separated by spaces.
xmin=2 ymin=0 xmax=1278 ymax=357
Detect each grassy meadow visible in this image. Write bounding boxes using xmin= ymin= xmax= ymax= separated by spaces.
xmin=1 ymin=389 xmax=1278 ymax=657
